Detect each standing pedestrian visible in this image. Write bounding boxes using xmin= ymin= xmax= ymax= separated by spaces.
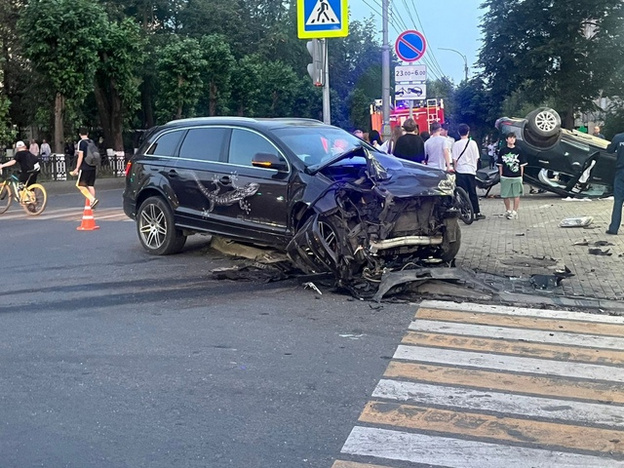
xmin=29 ymin=139 xmax=40 ymax=158
xmin=497 ymin=132 xmax=527 ymax=219
xmin=368 ymin=130 xmax=383 ymax=149
xmin=424 ymin=122 xmax=453 ymax=171
xmin=40 ymin=139 xmax=52 ymax=163
xmin=592 ymin=126 xmax=605 ymax=139
xmin=380 ymin=126 xmax=404 ymax=154
xmin=487 ymin=140 xmax=498 ymax=169
xmin=452 ymin=124 xmax=485 ymax=220
xmin=393 ymin=118 xmax=425 ymax=163
xmin=605 ymin=130 xmax=624 ymax=235
xmin=69 ymin=127 xmax=99 ymax=209
xmin=353 ymin=129 xmax=364 ymax=139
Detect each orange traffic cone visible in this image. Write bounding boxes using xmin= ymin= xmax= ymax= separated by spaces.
xmin=76 ymin=198 xmax=100 ymax=231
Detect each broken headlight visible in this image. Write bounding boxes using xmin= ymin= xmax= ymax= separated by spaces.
xmin=437 ymin=173 xmax=455 ymax=195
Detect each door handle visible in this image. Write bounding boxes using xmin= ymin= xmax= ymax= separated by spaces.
xmin=168 ymin=169 xmax=178 ymax=178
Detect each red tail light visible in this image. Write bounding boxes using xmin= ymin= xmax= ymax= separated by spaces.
xmin=124 ymin=161 xmax=132 ymax=177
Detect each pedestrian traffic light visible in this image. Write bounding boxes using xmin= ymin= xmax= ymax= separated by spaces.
xmin=306 ymin=39 xmax=325 ymax=87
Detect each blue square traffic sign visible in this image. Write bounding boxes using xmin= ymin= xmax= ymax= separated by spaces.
xmin=297 ymin=0 xmax=348 ymax=38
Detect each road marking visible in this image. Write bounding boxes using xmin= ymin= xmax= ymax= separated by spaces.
xmin=402 ymin=331 xmax=624 ymax=365
xmin=373 ymin=379 xmax=624 ymax=428
xmin=0 ymin=207 xmax=129 ymax=222
xmin=410 ymin=319 xmax=624 ymax=349
xmin=384 ymin=361 xmax=624 ymax=404
xmin=332 ymin=461 xmax=393 ymax=468
xmin=335 ymin=301 xmax=624 ymax=467
xmin=420 ymin=299 xmax=624 ymax=324
xmin=416 ymin=308 xmax=624 ymax=336
xmin=360 ymin=401 xmax=624 ymax=455
xmin=341 ymin=426 xmax=624 ymax=468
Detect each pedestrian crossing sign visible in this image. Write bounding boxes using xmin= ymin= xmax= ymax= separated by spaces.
xmin=297 ymin=0 xmax=348 ymax=38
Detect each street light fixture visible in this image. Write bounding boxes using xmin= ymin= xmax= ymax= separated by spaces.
xmin=439 ymin=47 xmax=469 ymax=81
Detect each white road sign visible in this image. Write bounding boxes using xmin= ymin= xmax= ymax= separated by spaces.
xmin=395 ymin=65 xmax=427 ymax=83
xmin=395 ymin=84 xmax=427 ymax=100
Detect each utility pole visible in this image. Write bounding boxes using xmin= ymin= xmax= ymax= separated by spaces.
xmin=439 ymin=47 xmax=469 ymax=81
xmin=381 ymin=0 xmax=391 ymax=140
xmin=322 ymin=39 xmax=331 ymax=124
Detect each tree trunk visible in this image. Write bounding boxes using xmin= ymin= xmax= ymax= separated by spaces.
xmin=209 ymin=82 xmax=217 ymax=116
xmin=563 ymin=106 xmax=575 ymax=130
xmin=53 ymin=92 xmax=64 ymax=154
xmin=94 ymin=75 xmax=125 ymax=152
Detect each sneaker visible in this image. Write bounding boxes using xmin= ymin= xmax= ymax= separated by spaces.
xmin=510 ymin=210 xmax=518 ymax=220
xmin=606 ymin=230 xmax=618 ymax=235
xmin=475 ymin=213 xmax=486 ymax=220
xmin=90 ymin=198 xmax=99 ymax=209
xmin=505 ymin=210 xmax=512 ymax=219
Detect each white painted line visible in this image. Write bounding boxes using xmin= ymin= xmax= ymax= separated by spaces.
xmin=409 ymin=320 xmax=624 ymax=350
xmin=341 ymin=426 xmax=624 ymax=468
xmin=395 ymin=345 xmax=624 ymax=383
xmin=374 ymin=379 xmax=624 ymax=427
xmin=420 ymin=300 xmax=624 ymax=324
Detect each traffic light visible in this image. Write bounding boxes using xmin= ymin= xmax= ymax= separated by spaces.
xmin=306 ymin=39 xmax=325 ymax=87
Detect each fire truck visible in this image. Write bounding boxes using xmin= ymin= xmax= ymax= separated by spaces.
xmin=370 ymin=98 xmax=445 ymax=134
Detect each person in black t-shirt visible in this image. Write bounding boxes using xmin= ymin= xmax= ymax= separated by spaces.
xmin=0 ymin=140 xmax=41 ymax=186
xmin=69 ymin=127 xmax=98 ymax=209
xmin=393 ymin=118 xmax=425 ymax=163
xmin=497 ymin=132 xmax=527 ymax=220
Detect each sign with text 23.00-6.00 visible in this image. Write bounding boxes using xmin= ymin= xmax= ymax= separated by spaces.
xmin=297 ymin=0 xmax=348 ymax=39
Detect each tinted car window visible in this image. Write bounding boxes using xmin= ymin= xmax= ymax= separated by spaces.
xmin=146 ymin=130 xmax=184 ymax=157
xmin=179 ymin=127 xmax=228 ymax=162
xmin=229 ymin=129 xmax=281 ymax=167
xmin=273 ymin=127 xmax=371 ymax=166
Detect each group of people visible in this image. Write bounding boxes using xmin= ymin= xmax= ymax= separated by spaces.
xmin=0 ymin=128 xmax=99 ymax=209
xmin=353 ymin=120 xmax=529 ymax=221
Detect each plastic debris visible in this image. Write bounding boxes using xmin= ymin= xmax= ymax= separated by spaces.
xmin=559 ymin=216 xmax=593 ymax=228
xmin=303 ymin=282 xmax=323 ymax=295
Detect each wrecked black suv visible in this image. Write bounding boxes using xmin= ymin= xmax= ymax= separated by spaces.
xmin=123 ymin=117 xmax=460 ymax=285
xmin=496 ymin=107 xmax=615 ymax=197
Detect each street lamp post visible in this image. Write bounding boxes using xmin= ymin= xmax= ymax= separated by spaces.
xmin=439 ymin=47 xmax=469 ymax=81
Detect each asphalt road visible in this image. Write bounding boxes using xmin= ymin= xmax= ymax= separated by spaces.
xmin=0 ymin=181 xmax=414 ymax=467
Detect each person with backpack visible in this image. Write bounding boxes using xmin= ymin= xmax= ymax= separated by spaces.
xmin=69 ymin=127 xmax=99 ymax=209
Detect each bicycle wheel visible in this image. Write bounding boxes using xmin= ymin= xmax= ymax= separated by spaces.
xmin=21 ymin=184 xmax=47 ymax=216
xmin=455 ymin=186 xmax=474 ymax=225
xmin=0 ymin=183 xmax=12 ymax=214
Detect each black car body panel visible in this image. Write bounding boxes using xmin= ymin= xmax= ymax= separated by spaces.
xmin=123 ymin=117 xmax=460 ymax=285
xmin=495 ymin=108 xmax=615 ymax=198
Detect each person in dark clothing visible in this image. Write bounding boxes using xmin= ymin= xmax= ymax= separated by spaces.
xmin=0 ymin=140 xmax=41 ymax=185
xmin=69 ymin=127 xmax=98 ymax=209
xmin=606 ymin=131 xmax=624 ymax=234
xmin=393 ymin=118 xmax=425 ymax=163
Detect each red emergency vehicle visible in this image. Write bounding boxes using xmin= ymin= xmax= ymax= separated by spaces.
xmin=371 ymin=98 xmax=445 ymax=134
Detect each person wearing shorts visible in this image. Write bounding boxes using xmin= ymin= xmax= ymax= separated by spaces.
xmin=497 ymin=132 xmax=527 ymax=219
xmin=69 ymin=127 xmax=98 ymax=209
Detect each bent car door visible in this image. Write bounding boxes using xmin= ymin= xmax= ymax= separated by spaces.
xmin=208 ymin=127 xmax=291 ymax=246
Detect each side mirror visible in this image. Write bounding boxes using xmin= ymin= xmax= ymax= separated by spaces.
xmin=251 ymin=153 xmax=288 ymax=172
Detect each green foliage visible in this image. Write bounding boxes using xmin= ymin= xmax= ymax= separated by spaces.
xmin=155 ymin=37 xmax=207 ymax=122
xmin=602 ymin=101 xmax=624 ymax=140
xmin=450 ymin=77 xmax=493 ymax=143
xmin=0 ymin=93 xmax=16 ymax=148
xmin=198 ymin=35 xmax=236 ymax=116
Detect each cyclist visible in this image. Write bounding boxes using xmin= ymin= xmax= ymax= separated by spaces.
xmin=0 ymin=140 xmax=41 ymax=185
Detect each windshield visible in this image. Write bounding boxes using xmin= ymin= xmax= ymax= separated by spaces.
xmin=273 ymin=126 xmax=373 ymax=166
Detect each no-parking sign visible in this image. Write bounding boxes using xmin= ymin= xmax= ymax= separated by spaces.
xmin=395 ymin=30 xmax=427 ymax=62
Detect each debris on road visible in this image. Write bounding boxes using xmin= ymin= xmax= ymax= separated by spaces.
xmin=588 ymin=248 xmax=612 ymax=256
xmin=559 ymin=216 xmax=593 ymax=228
xmin=303 ymin=282 xmax=323 ymax=295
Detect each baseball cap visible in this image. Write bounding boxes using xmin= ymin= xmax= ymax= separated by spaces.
xmin=15 ymin=140 xmax=26 ymax=148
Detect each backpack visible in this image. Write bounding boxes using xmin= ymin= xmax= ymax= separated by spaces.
xmin=83 ymin=139 xmax=101 ymax=167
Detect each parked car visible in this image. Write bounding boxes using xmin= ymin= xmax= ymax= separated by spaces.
xmin=495 ymin=107 xmax=615 ymax=197
xmin=122 ymin=117 xmax=460 ymax=287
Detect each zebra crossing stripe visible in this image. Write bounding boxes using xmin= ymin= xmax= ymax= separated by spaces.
xmin=359 ymin=401 xmax=624 ymax=455
xmin=384 ymin=361 xmax=624 ymax=404
xmin=409 ymin=319 xmax=624 ymax=349
xmin=416 ymin=308 xmax=624 ymax=337
xmin=341 ymin=426 xmax=624 ymax=468
xmin=402 ymin=331 xmax=624 ymax=365
xmin=419 ymin=299 xmax=624 ymax=324
xmin=395 ymin=345 xmax=624 ymax=382
xmin=373 ymin=379 xmax=624 ymax=428
xmin=331 ymin=461 xmax=394 ymax=468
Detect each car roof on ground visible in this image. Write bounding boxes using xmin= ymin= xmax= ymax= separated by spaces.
xmin=161 ymin=116 xmax=328 ymax=131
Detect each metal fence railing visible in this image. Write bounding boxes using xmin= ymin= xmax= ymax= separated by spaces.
xmin=0 ymin=153 xmax=127 ymax=181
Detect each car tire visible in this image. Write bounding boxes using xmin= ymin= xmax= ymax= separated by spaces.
xmin=526 ymin=107 xmax=561 ymax=138
xmin=137 ymin=196 xmax=187 ymax=255
xmin=439 ymin=217 xmax=461 ymax=262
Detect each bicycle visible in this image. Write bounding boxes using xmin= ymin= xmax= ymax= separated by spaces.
xmin=0 ymin=171 xmax=47 ymax=216
xmin=454 ymin=186 xmax=474 ymax=225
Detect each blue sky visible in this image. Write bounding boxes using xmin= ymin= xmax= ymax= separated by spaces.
xmin=349 ymin=0 xmax=485 ymax=84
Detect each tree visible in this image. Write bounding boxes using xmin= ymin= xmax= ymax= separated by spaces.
xmin=94 ymin=18 xmax=145 ymax=151
xmin=18 ymin=0 xmax=106 ymax=152
xmin=479 ymin=0 xmax=624 ymax=128
xmin=154 ymin=37 xmax=207 ymax=122
xmin=451 ymin=77 xmax=493 ymax=144
xmin=198 ymin=35 xmax=236 ymax=116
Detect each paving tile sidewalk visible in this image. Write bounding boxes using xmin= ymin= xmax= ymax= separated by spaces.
xmin=457 ymin=185 xmax=623 ymax=302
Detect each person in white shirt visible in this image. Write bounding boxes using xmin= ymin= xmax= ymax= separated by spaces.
xmin=424 ymin=122 xmax=453 ymax=171
xmin=452 ymin=123 xmax=485 ymax=220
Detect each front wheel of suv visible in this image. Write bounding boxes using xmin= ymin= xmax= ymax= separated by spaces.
xmin=137 ymin=196 xmax=186 ymax=255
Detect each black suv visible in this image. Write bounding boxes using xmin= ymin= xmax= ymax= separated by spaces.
xmin=123 ymin=117 xmax=460 ymax=284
